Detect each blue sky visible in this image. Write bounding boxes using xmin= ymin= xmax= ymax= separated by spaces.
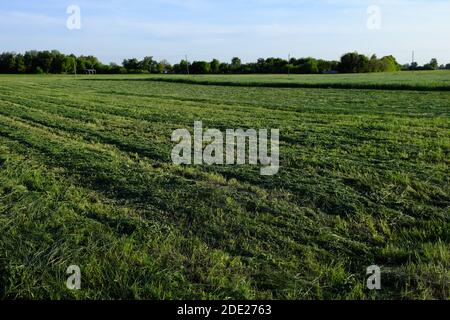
xmin=1 ymin=0 xmax=449 ymax=65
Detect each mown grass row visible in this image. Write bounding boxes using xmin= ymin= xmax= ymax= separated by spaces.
xmin=145 ymin=77 xmax=450 ymax=92
xmin=0 ymin=113 xmax=368 ymax=299
xmin=0 ymin=85 xmax=447 ymax=220
xmin=67 ymin=70 xmax=450 ymax=91
xmin=0 ymin=75 xmax=448 ymax=299
xmin=0 ymin=142 xmax=259 ymax=299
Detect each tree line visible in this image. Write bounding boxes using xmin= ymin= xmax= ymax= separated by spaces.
xmin=0 ymin=50 xmax=448 ymax=75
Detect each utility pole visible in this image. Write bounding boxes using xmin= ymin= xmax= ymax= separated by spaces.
xmin=185 ymin=54 xmax=189 ymax=75
xmin=74 ymin=59 xmax=77 ymax=76
xmin=288 ymin=53 xmax=291 ymax=76
xmin=412 ymin=50 xmax=415 ymax=72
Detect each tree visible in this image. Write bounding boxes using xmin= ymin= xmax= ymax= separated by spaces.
xmin=231 ymin=57 xmax=242 ymax=72
xmin=0 ymin=50 xmax=432 ymax=75
xmin=15 ymin=54 xmax=26 ymax=73
xmin=424 ymin=58 xmax=438 ymax=70
xmin=108 ymin=63 xmax=126 ymax=74
xmin=63 ymin=55 xmax=77 ymax=74
xmin=36 ymin=51 xmax=53 ymax=73
xmin=339 ymin=52 xmax=369 ymax=73
xmin=24 ymin=51 xmax=38 ymax=73
xmin=262 ymin=57 xmax=288 ymax=73
xmin=219 ymin=62 xmax=230 ymax=74
xmin=79 ymin=55 xmax=102 ymax=71
xmin=210 ymin=59 xmax=220 ymax=73
xmin=317 ymin=59 xmax=337 ymax=73
xmin=255 ymin=58 xmax=266 ymax=73
xmin=298 ymin=58 xmax=319 ymax=74
xmin=76 ymin=58 xmax=86 ymax=71
xmin=122 ymin=58 xmax=140 ymax=73
xmin=379 ymin=55 xmax=400 ymax=72
xmin=191 ymin=61 xmax=211 ymax=74
xmin=173 ymin=59 xmax=190 ymax=74
xmin=0 ymin=52 xmax=16 ymax=73
xmin=410 ymin=62 xmax=419 ymax=70
xmin=139 ymin=56 xmax=154 ymax=73
xmin=50 ymin=50 xmax=66 ymax=73
xmin=157 ymin=59 xmax=171 ymax=73
xmin=368 ymin=54 xmax=382 ymax=72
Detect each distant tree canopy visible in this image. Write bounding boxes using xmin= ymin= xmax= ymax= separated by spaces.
xmin=190 ymin=61 xmax=211 ymax=74
xmin=425 ymin=58 xmax=439 ymax=70
xmin=403 ymin=58 xmax=445 ymax=71
xmin=338 ymin=53 xmax=401 ymax=73
xmin=0 ymin=50 xmax=442 ymax=75
xmin=0 ymin=50 xmax=123 ymax=74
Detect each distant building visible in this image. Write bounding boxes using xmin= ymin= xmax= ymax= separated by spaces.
xmin=83 ymin=69 xmax=97 ymax=75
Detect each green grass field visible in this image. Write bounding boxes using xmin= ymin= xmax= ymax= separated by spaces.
xmin=0 ymin=73 xmax=448 ymax=299
xmin=146 ymin=70 xmax=450 ymax=91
